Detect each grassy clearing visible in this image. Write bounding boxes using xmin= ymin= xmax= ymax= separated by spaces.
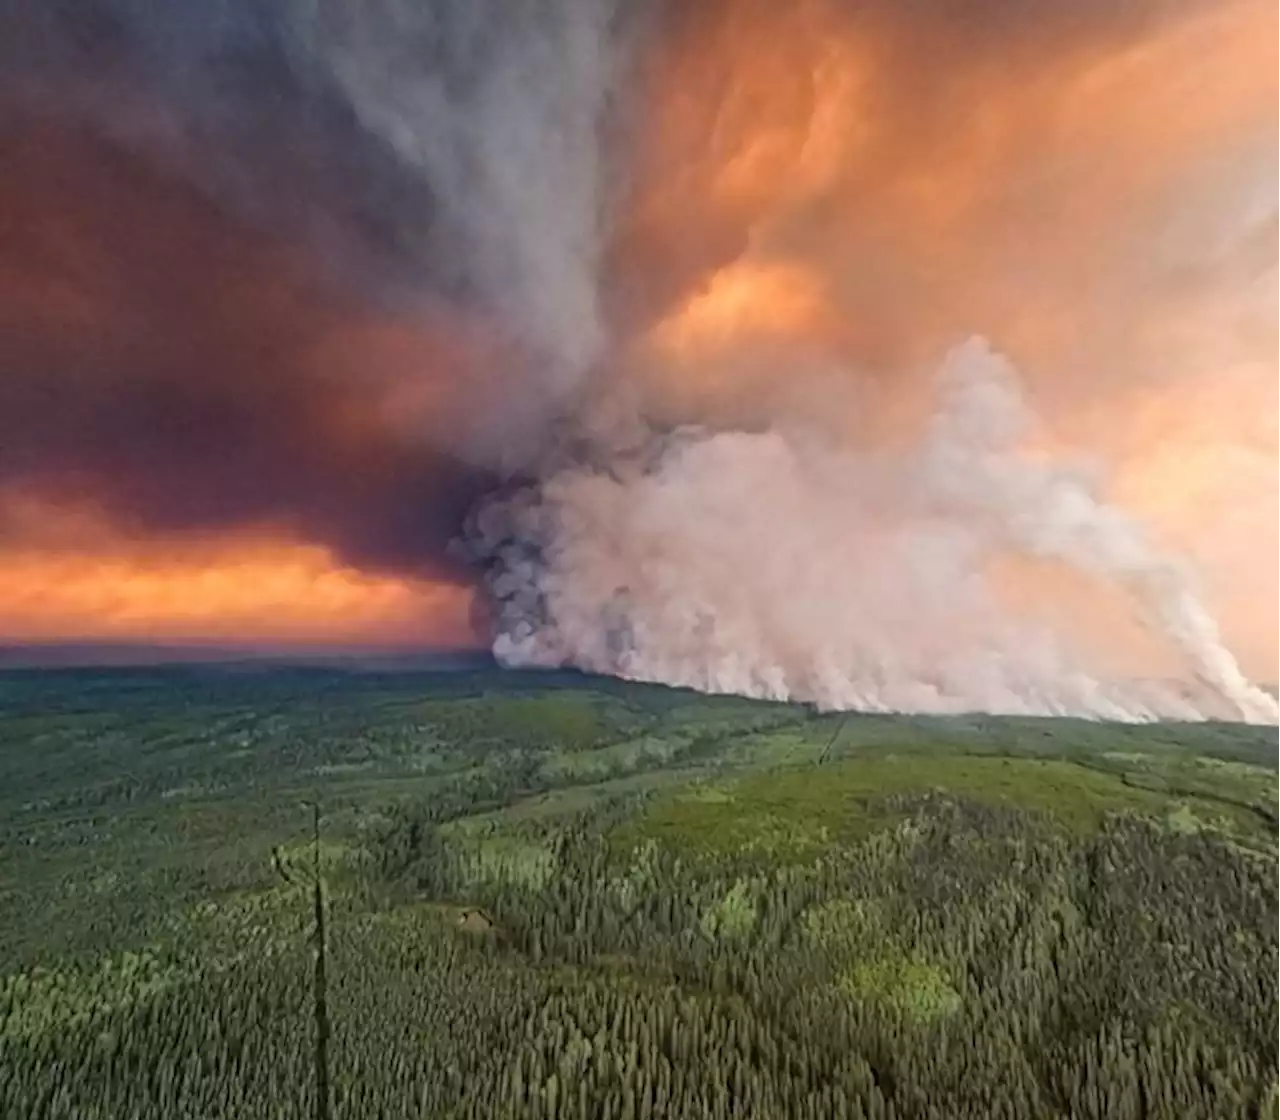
xmin=840 ymin=955 xmax=963 ymax=1023
xmin=611 ymin=753 xmax=1261 ymax=861
xmin=699 ymin=879 xmax=760 ymax=941
xmin=801 ymin=895 xmax=963 ymax=1022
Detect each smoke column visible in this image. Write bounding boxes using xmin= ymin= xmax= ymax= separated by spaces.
xmin=0 ymin=0 xmax=1275 ymax=720
xmin=463 ymin=0 xmax=1280 ymax=723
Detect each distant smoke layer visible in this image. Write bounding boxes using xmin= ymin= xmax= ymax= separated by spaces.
xmin=0 ymin=0 xmax=1275 ymax=719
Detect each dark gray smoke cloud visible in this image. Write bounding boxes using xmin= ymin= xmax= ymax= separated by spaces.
xmin=0 ymin=0 xmax=632 ymax=577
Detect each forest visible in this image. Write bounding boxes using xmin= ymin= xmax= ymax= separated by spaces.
xmin=0 ymin=665 xmax=1276 ymax=1119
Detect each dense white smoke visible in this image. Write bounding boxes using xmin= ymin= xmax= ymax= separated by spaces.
xmin=470 ymin=339 xmax=1277 ymax=723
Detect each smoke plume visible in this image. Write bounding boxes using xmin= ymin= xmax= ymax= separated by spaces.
xmin=468 ymin=339 xmax=1277 ymax=721
xmin=0 ymin=0 xmax=1275 ymax=719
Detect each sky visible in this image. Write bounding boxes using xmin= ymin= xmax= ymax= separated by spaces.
xmin=0 ymin=0 xmax=1274 ymax=694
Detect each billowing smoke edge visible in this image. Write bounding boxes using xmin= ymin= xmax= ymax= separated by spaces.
xmin=462 ymin=338 xmax=1278 ymax=725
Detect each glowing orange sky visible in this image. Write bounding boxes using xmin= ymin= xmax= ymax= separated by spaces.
xmin=0 ymin=535 xmax=474 ymax=648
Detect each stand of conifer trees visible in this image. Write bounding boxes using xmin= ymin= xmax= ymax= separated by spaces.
xmin=2 ymin=794 xmax=1275 ymax=1119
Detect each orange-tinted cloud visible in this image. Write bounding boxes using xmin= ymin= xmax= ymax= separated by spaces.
xmin=0 ymin=540 xmax=472 ymax=647
xmin=0 ymin=492 xmax=477 ymax=648
xmin=615 ymin=0 xmax=1276 ymax=384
